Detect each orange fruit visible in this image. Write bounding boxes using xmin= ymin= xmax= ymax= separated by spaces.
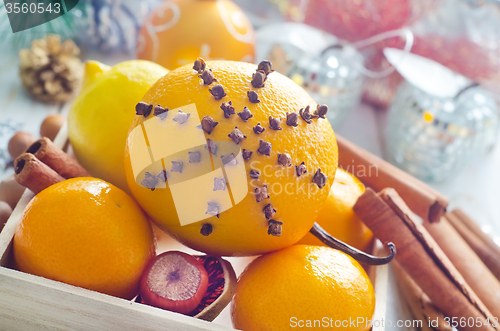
xmin=137 ymin=0 xmax=255 ymax=70
xmin=297 ymin=168 xmax=373 ymax=251
xmin=13 ymin=178 xmax=156 ymax=300
xmin=124 ymin=60 xmax=338 ymax=256
xmin=231 ymin=245 xmax=375 ymax=331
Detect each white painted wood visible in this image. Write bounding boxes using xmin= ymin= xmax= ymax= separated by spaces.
xmin=372 ymin=242 xmax=389 ymax=331
xmin=0 ymin=189 xmax=33 ymax=267
xmin=0 ymin=266 xmax=232 ymax=331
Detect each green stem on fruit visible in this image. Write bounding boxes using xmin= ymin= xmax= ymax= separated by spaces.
xmin=310 ymin=223 xmax=396 ymax=265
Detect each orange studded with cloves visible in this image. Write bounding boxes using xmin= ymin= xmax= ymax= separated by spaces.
xmin=124 ymin=60 xmax=338 ymax=256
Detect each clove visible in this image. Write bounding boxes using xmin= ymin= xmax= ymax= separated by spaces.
xmin=268 ymin=220 xmax=283 ymax=236
xmin=247 ymin=90 xmax=260 ymax=103
xmin=295 ymin=161 xmax=307 ymax=177
xmin=238 ymin=106 xmax=253 ymax=122
xmin=255 ymin=185 xmax=270 ymax=202
xmin=201 ymin=115 xmax=218 ymax=134
xmin=228 ymin=127 xmax=247 ymax=144
xmin=312 ymin=168 xmax=327 ymax=189
xmin=206 ymin=202 xmax=220 ymax=218
xmin=157 ymin=170 xmax=168 ymax=183
xmin=299 ymin=105 xmax=317 ymax=124
xmin=314 ymin=104 xmax=328 ymax=119
xmin=213 ymin=177 xmax=226 ymax=191
xmin=251 ymin=70 xmax=267 ymax=88
xmin=154 ymin=105 xmax=168 ymax=119
xmin=269 ymin=116 xmax=282 ymax=130
xmin=249 ymin=169 xmax=260 ymax=179
xmin=188 ymin=151 xmax=201 ymax=163
xmin=209 ymin=84 xmax=227 ymax=100
xmin=173 ymin=110 xmax=190 ymax=124
xmin=242 ymin=149 xmax=253 ymax=160
xmin=278 ymin=153 xmax=292 ymax=167
xmin=205 ymin=139 xmax=218 ymax=155
xmin=171 ymin=161 xmax=183 ymax=173
xmin=220 ymin=101 xmax=235 ymax=118
xmin=257 ymin=60 xmax=275 ymax=76
xmin=141 ymin=172 xmax=158 ymax=191
xmin=200 ymin=223 xmax=212 ymax=236
xmin=135 ymin=102 xmax=152 ymax=117
xmin=221 ymin=153 xmax=237 ymax=166
xmin=193 ymin=57 xmax=206 ymax=73
xmin=199 ymin=69 xmax=217 ymax=85
xmin=286 ymin=112 xmax=299 ymax=127
xmin=257 ymin=140 xmax=272 ymax=156
xmin=263 ymin=203 xmax=276 ymax=220
xmin=253 ymin=123 xmax=266 ymax=134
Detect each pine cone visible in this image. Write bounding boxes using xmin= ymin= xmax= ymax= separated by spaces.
xmin=19 ymin=34 xmax=84 ymax=103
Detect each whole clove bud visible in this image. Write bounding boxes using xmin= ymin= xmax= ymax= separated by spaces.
xmin=247 ymin=90 xmax=260 ymax=103
xmin=201 ymin=115 xmax=218 ymax=134
xmin=312 ymin=168 xmax=327 ymax=189
xmin=238 ymin=106 xmax=253 ymax=122
xmin=257 ymin=60 xmax=275 ymax=76
xmin=221 ymin=101 xmax=235 ymax=118
xmin=269 ymin=116 xmax=282 ymax=130
xmin=193 ymin=57 xmax=206 ymax=73
xmin=257 ymin=140 xmax=272 ymax=156
xmin=251 ymin=70 xmax=267 ymax=88
xmin=253 ymin=123 xmax=265 ymax=134
xmin=209 ymin=84 xmax=227 ymax=100
xmin=286 ymin=112 xmax=299 ymax=127
xmin=135 ymin=102 xmax=152 ymax=117
xmin=228 ymin=127 xmax=247 ymax=144
xmin=314 ymin=104 xmax=328 ymax=119
xmin=199 ymin=69 xmax=217 ymax=85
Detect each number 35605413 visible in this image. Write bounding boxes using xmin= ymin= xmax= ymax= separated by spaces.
xmin=5 ymin=2 xmax=61 ymax=14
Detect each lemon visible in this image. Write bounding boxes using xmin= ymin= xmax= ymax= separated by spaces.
xmin=68 ymin=60 xmax=168 ymax=192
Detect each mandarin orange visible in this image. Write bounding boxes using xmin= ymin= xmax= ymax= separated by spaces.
xmin=231 ymin=245 xmax=376 ymax=331
xmin=13 ymin=178 xmax=156 ymax=300
xmin=137 ymin=0 xmax=255 ymax=70
xmin=297 ymin=168 xmax=373 ymax=251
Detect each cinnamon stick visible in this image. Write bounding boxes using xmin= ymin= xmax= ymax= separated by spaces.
xmin=424 ymin=216 xmax=500 ymax=318
xmin=337 ymin=135 xmax=448 ymax=223
xmin=445 ymin=211 xmax=500 ymax=280
xmin=14 ymin=153 xmax=65 ymax=194
xmin=450 ymin=210 xmax=500 ymax=258
xmin=25 ymin=137 xmax=90 ymax=179
xmin=353 ymin=188 xmax=496 ymax=331
xmin=393 ymin=261 xmax=452 ymax=331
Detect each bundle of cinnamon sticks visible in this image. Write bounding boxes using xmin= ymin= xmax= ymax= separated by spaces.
xmin=341 ymin=136 xmax=500 ymax=330
xmin=337 ymin=135 xmax=448 ymax=223
xmin=14 ymin=137 xmax=89 ymax=193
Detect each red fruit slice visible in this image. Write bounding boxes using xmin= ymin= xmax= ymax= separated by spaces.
xmin=190 ymin=255 xmax=237 ymax=321
xmin=137 ymin=254 xmax=237 ymax=321
xmin=139 ymin=251 xmax=209 ymax=314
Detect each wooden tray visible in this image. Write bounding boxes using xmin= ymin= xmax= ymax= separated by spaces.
xmin=0 ymin=124 xmax=389 ymax=330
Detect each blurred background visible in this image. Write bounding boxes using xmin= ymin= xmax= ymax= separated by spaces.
xmin=1 ymin=0 xmax=500 ymax=327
